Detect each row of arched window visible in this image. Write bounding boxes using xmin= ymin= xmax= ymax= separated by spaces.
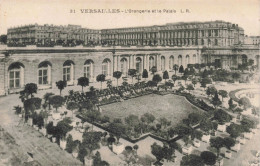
xmin=7 ymin=54 xmax=197 ymax=89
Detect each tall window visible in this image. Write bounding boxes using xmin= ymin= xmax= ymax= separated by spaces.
xmin=169 ymin=56 xmax=174 ymax=69
xmin=178 ymin=55 xmax=182 ymax=66
xmin=193 ymin=54 xmax=196 ymax=64
xmin=161 ymin=56 xmax=165 ymax=71
xmin=38 ymin=61 xmax=51 ymax=85
xmin=102 ymin=59 xmax=111 ymax=76
xmin=84 ymin=59 xmax=94 ymax=78
xmin=120 ymin=58 xmax=128 ymax=76
xmin=136 ymin=57 xmax=142 ymax=73
xmin=63 ymin=60 xmax=74 ymax=82
xmin=8 ymin=62 xmax=24 ymax=89
xmin=186 ymin=55 xmax=190 ymax=66
xmin=149 ymin=56 xmax=155 ymax=70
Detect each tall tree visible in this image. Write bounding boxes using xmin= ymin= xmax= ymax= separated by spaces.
xmin=142 ymin=69 xmax=148 ymax=80
xmin=96 ymin=74 xmax=106 ymax=89
xmin=24 ymin=83 xmax=38 ymax=98
xmin=77 ymin=77 xmax=89 ymax=92
xmin=56 ymin=80 xmax=67 ymax=95
xmin=128 ymin=69 xmax=137 ymax=83
xmin=163 ymin=70 xmax=169 ymax=83
xmin=113 ymin=71 xmax=122 ymax=87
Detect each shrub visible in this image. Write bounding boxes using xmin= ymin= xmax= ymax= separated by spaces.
xmin=200 ymin=151 xmax=216 ymax=165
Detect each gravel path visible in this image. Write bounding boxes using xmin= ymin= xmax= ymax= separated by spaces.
xmin=0 ymin=93 xmax=83 ymax=166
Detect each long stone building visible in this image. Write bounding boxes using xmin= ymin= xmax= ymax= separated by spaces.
xmin=7 ymin=20 xmax=244 ymax=47
xmin=1 ymin=21 xmax=259 ymax=96
xmin=0 ymin=45 xmax=259 ymax=96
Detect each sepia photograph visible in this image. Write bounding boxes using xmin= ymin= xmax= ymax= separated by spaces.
xmin=0 ymin=0 xmax=259 ymax=165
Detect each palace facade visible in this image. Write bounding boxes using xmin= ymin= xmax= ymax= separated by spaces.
xmin=7 ymin=20 xmax=244 ymax=47
xmin=0 ymin=46 xmax=259 ymax=96
xmin=1 ymin=21 xmax=259 ymax=96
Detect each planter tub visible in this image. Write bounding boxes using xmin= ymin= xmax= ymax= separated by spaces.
xmin=72 ymin=152 xmax=78 ymax=158
xmin=244 ymin=132 xmax=252 ymax=139
xmin=84 ymin=158 xmax=93 ymax=166
xmin=52 ymin=137 xmax=56 ymax=143
xmin=194 ymin=140 xmax=200 ymax=148
xmin=217 ymin=124 xmax=226 ymax=132
xmin=202 ymin=134 xmax=210 ymax=143
xmin=216 ymin=157 xmax=224 ymax=166
xmin=251 ymin=128 xmax=257 ymax=134
xmin=27 ymin=118 xmax=33 ymax=126
xmin=231 ymin=143 xmax=240 ymax=152
xmin=18 ymin=114 xmax=22 ymax=118
xmin=239 ymin=137 xmax=246 ymax=145
xmin=112 ymin=143 xmax=124 ymax=155
xmin=225 ymin=122 xmax=231 ymax=126
xmin=60 ymin=140 xmax=66 ymax=150
xmin=225 ymin=150 xmax=232 ymax=158
xmin=40 ymin=128 xmax=47 ymax=136
xmin=182 ymin=145 xmax=192 ymax=155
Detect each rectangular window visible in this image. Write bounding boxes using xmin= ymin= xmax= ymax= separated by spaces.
xmin=9 ymin=70 xmax=20 ymax=88
xmin=63 ymin=66 xmax=71 ymax=81
xmin=102 ymin=64 xmax=107 ymax=75
xmin=39 ymin=68 xmax=48 ymax=85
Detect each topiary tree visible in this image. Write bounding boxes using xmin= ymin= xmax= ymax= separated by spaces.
xmin=223 ymin=137 xmax=235 ymax=149
xmin=211 ymin=91 xmax=222 ymax=109
xmin=180 ymin=154 xmax=204 ymax=166
xmin=113 ymin=71 xmax=122 ymax=87
xmin=226 ymin=123 xmax=242 ymax=138
xmin=210 ymin=137 xmax=225 ymax=157
xmin=24 ymin=83 xmax=38 ymax=98
xmin=151 ymin=66 xmax=157 ymax=75
xmin=186 ymin=84 xmax=194 ymax=93
xmin=179 ymin=65 xmax=184 ymax=73
xmin=232 ymin=72 xmax=240 ymax=82
xmin=152 ymin=74 xmax=162 ymax=85
xmin=128 ymin=69 xmax=137 ymax=83
xmin=228 ymin=98 xmax=236 ymax=111
xmin=96 ymin=74 xmax=106 ymax=89
xmin=66 ymin=101 xmax=78 ymax=119
xmin=172 ymin=75 xmax=179 ymax=86
xmin=56 ymin=80 xmax=67 ymax=95
xmin=214 ymin=109 xmax=232 ymax=124
xmin=218 ymin=90 xmax=228 ymax=101
xmin=192 ymin=78 xmax=197 ymax=87
xmin=142 ymin=69 xmax=148 ymax=80
xmin=163 ymin=70 xmax=169 ymax=83
xmin=77 ymin=77 xmax=89 ymax=92
xmin=49 ymin=95 xmax=64 ymax=112
xmin=200 ymin=151 xmax=216 ymax=165
xmin=238 ymin=97 xmax=252 ymax=109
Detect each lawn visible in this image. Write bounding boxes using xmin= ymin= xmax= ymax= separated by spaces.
xmin=100 ymin=94 xmax=203 ymax=127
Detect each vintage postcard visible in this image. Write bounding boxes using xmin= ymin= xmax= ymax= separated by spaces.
xmin=0 ymin=0 xmax=259 ymax=165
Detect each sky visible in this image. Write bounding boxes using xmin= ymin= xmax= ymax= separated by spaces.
xmin=0 ymin=0 xmax=259 ymax=36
